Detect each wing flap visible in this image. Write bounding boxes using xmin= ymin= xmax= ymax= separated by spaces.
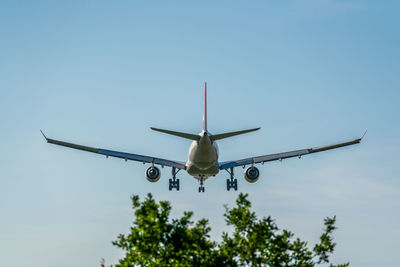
xmin=219 ymin=149 xmax=309 ymax=169
xmin=97 ymin=149 xmax=185 ymax=169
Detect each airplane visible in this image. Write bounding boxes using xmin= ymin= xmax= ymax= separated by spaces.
xmin=41 ymin=83 xmax=366 ymax=192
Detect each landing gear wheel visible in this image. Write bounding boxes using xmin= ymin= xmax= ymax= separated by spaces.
xmin=227 ymin=179 xmax=238 ymax=191
xmin=198 ymin=177 xmax=205 ymax=193
xmin=169 ymin=167 xmax=180 ymax=191
xmin=169 ymin=178 xmax=180 ymax=191
xmin=226 ymin=167 xmax=238 ymax=191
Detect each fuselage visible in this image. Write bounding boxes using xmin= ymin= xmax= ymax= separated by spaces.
xmin=186 ymin=131 xmax=219 ymax=180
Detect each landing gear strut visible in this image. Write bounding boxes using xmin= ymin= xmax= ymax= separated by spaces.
xmin=226 ymin=167 xmax=238 ymax=191
xmin=169 ymin=167 xmax=180 ymax=191
xmin=198 ymin=175 xmax=205 ymax=193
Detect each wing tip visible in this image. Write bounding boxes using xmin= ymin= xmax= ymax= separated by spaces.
xmin=40 ymin=129 xmax=48 ymax=141
xmin=360 ymin=129 xmax=368 ymax=141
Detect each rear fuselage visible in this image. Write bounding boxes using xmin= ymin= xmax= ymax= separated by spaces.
xmin=186 ymin=131 xmax=219 ymax=179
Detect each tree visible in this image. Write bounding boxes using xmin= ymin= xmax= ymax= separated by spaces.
xmin=112 ymin=193 xmax=349 ymax=267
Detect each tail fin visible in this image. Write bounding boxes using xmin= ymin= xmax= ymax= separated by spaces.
xmin=203 ymin=82 xmax=207 ymax=132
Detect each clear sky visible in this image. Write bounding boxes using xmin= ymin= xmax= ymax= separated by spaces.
xmin=1 ymin=1 xmax=399 ymax=266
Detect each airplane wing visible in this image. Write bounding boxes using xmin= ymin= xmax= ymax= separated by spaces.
xmin=219 ymin=131 xmax=367 ymax=170
xmin=40 ymin=131 xmax=186 ymax=170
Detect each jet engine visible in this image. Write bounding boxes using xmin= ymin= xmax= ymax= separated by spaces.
xmin=145 ymin=166 xmax=161 ymax=182
xmin=244 ymin=166 xmax=260 ymax=183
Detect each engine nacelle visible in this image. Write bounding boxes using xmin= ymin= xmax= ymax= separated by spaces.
xmin=145 ymin=166 xmax=161 ymax=182
xmin=244 ymin=166 xmax=260 ymax=183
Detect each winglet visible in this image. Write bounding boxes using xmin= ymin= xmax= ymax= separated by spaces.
xmin=360 ymin=129 xmax=368 ymax=140
xmin=40 ymin=130 xmax=48 ymax=141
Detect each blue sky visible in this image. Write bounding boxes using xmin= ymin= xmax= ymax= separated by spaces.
xmin=1 ymin=0 xmax=399 ymax=266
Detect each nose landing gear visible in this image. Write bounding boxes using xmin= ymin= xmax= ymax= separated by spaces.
xmin=198 ymin=175 xmax=205 ymax=193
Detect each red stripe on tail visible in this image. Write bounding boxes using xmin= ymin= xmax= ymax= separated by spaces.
xmin=203 ymin=82 xmax=207 ymax=131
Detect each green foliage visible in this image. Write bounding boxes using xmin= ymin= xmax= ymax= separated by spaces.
xmin=112 ymin=193 xmax=349 ymax=267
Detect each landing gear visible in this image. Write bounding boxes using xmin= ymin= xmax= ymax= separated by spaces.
xmin=169 ymin=179 xmax=179 ymax=191
xmin=226 ymin=167 xmax=238 ymax=191
xmin=169 ymin=167 xmax=180 ymax=191
xmin=198 ymin=176 xmax=205 ymax=193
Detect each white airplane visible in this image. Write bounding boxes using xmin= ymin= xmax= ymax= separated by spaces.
xmin=41 ymin=83 xmax=366 ymax=192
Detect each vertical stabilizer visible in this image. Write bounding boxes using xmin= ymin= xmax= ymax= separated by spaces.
xmin=203 ymin=82 xmax=207 ymax=132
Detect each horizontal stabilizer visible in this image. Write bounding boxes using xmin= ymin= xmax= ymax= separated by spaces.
xmin=210 ymin=128 xmax=260 ymax=141
xmin=151 ymin=127 xmax=199 ymax=140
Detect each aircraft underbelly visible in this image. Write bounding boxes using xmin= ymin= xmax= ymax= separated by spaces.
xmin=186 ymin=163 xmax=219 ymax=177
xmin=186 ymin=140 xmax=219 ymax=178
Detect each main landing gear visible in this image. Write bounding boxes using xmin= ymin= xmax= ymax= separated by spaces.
xmin=169 ymin=167 xmax=180 ymax=191
xmin=226 ymin=167 xmax=238 ymax=191
xmin=198 ymin=175 xmax=205 ymax=193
